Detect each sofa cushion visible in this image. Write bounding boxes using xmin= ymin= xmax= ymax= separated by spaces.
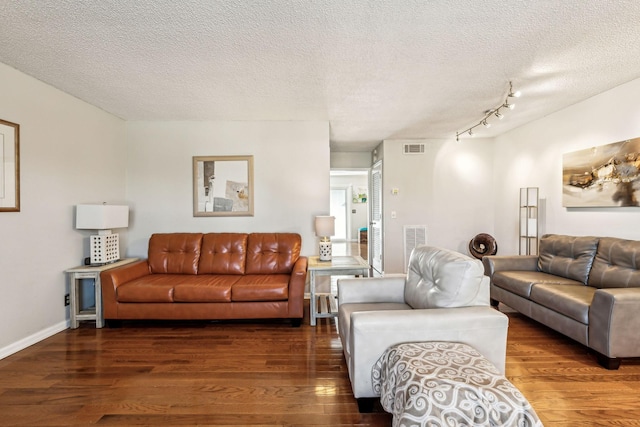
xmin=116 ymin=274 xmax=177 ymax=302
xmin=232 ymin=274 xmax=290 ymax=301
xmin=404 ymin=246 xmax=486 ymax=309
xmin=588 ymin=237 xmax=640 ymax=289
xmin=198 ymin=233 xmax=248 ymax=275
xmin=148 ymin=233 xmax=203 ymax=275
xmin=245 ymin=233 xmax=301 ymax=274
xmin=492 ymin=270 xmax=582 ymax=299
xmin=537 ymin=234 xmax=599 ymax=284
xmin=529 ymin=284 xmax=596 ymax=324
xmin=338 ymin=302 xmax=412 ymax=358
xmin=173 ymin=275 xmax=240 ymax=302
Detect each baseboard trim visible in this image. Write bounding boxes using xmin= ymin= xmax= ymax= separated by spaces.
xmin=0 ymin=320 xmax=69 ymax=360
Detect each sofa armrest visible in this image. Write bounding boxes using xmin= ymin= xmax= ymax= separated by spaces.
xmin=337 ymin=276 xmax=406 ymax=306
xmin=348 ymin=306 xmax=509 ymax=398
xmin=482 ymin=255 xmax=538 ymax=277
xmin=101 ymin=260 xmax=150 ymax=319
xmin=589 ymin=288 xmax=640 ymax=358
xmin=287 ymin=256 xmax=308 ymax=318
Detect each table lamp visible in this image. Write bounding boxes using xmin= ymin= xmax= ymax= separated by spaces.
xmin=314 ymin=215 xmax=335 ymax=261
xmin=76 ymin=204 xmax=129 ymax=265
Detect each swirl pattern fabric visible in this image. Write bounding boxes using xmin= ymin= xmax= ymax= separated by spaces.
xmin=372 ymin=342 xmax=543 ymax=427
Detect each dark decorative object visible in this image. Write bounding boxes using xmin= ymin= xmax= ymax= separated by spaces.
xmin=469 ymin=233 xmax=498 ymax=259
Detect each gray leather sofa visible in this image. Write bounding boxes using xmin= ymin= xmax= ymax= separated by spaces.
xmin=338 ymin=246 xmax=509 ymax=411
xmin=483 ymin=234 xmax=640 ymax=369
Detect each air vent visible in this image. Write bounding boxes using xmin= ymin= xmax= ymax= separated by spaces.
xmin=403 ymin=143 xmax=425 ymax=154
xmin=404 ymin=225 xmax=427 ymax=272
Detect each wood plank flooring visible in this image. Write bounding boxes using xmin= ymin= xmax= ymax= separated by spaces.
xmin=0 ymin=304 xmax=639 ymax=426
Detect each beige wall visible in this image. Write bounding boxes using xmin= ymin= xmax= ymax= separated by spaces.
xmin=124 ymin=121 xmax=330 ymax=258
xmin=379 ymin=138 xmax=495 ymax=273
xmin=0 ymin=63 xmax=127 ymax=356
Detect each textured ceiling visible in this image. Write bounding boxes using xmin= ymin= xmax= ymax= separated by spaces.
xmin=1 ymin=1 xmax=640 ymax=151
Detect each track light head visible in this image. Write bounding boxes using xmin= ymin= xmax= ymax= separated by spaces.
xmin=508 ymin=81 xmax=521 ymax=98
xmin=495 ymin=111 xmax=503 ymax=119
xmin=505 ymin=102 xmax=515 ymax=110
xmin=482 ymin=119 xmax=491 ymax=128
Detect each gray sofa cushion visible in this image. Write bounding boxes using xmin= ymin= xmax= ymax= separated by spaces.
xmin=529 ymin=284 xmax=596 ymax=324
xmin=405 ymin=246 xmax=486 ymax=309
xmin=538 ymin=234 xmax=599 ymax=284
xmin=588 ymin=237 xmax=640 ymax=289
xmin=493 ymin=270 xmax=582 ymax=299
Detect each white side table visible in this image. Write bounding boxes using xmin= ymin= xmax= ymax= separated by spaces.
xmin=65 ymin=258 xmax=138 ymax=328
xmin=308 ymin=255 xmax=370 ymax=326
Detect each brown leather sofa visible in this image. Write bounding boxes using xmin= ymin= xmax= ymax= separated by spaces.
xmin=483 ymin=234 xmax=640 ymax=369
xmin=101 ymin=232 xmax=307 ymax=326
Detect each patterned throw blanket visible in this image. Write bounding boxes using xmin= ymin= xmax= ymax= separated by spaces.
xmin=372 ymin=342 xmax=543 ymax=427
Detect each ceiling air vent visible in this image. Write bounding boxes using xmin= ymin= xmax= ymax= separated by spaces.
xmin=403 ymin=143 xmax=425 ymax=154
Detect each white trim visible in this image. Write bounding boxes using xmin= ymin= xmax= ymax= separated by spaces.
xmin=0 ymin=321 xmax=69 ymax=360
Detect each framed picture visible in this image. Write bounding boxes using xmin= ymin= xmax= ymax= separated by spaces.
xmin=0 ymin=119 xmax=20 ymax=212
xmin=193 ymin=155 xmax=254 ymax=217
xmin=563 ymin=137 xmax=640 ymax=207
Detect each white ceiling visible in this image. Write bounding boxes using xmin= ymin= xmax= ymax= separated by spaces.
xmin=2 ymin=1 xmax=640 ymax=152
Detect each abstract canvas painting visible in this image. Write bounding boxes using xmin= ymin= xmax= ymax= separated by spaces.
xmin=563 ymin=138 xmax=640 ymax=207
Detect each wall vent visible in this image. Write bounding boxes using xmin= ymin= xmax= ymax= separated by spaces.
xmin=403 ymin=143 xmax=425 ymax=154
xmin=404 ymin=225 xmax=427 ymax=272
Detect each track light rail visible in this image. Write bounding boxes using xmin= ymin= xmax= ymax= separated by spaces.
xmin=456 ymin=82 xmax=521 ymax=141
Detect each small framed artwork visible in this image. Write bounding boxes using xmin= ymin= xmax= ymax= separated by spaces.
xmin=193 ymin=155 xmax=254 ymax=217
xmin=0 ymin=119 xmax=20 ymax=212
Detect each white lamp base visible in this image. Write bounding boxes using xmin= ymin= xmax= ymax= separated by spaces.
xmin=90 ymin=230 xmax=120 ymax=264
xmin=319 ymin=240 xmax=332 ymax=261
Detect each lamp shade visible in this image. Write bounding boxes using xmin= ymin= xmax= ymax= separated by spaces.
xmin=314 ymin=216 xmax=335 ymax=237
xmin=76 ymin=204 xmax=129 ymax=230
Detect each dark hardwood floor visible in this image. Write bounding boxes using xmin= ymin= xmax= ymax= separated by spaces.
xmin=1 ymin=303 xmax=639 ymax=426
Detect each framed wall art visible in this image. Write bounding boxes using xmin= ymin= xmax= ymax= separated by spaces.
xmin=193 ymin=155 xmax=254 ymax=217
xmin=563 ymin=137 xmax=640 ymax=207
xmin=0 ymin=119 xmax=20 ymax=212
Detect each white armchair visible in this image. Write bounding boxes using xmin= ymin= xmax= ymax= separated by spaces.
xmin=337 ymin=246 xmax=509 ymax=410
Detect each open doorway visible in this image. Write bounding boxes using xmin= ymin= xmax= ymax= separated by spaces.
xmin=329 ymin=170 xmax=369 ymax=259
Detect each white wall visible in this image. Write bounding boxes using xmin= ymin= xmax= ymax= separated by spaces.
xmin=0 ymin=63 xmax=126 ymax=357
xmin=330 ymin=151 xmax=372 ymax=168
xmin=493 ymin=78 xmax=640 ymax=255
xmin=125 ymin=121 xmax=330 ymax=258
xmin=380 ymin=138 xmax=495 ymax=273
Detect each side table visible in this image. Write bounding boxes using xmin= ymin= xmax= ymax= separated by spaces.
xmin=65 ymin=258 xmax=138 ymax=328
xmin=308 ymin=255 xmax=370 ymax=326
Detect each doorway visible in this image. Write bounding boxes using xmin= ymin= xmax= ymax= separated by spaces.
xmin=329 ymin=170 xmax=369 ymax=258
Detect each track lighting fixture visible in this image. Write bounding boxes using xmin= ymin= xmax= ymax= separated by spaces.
xmin=456 ymin=81 xmax=520 ymax=141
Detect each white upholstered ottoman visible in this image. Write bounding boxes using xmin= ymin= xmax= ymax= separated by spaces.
xmin=372 ymin=342 xmax=543 ymax=427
